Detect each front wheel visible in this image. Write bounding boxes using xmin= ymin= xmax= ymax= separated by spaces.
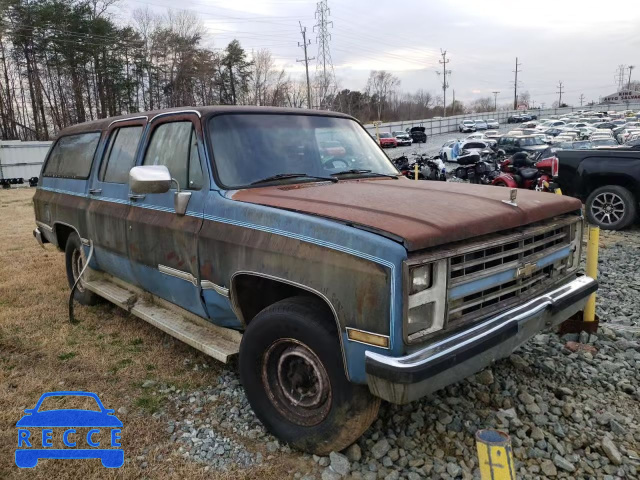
xmin=239 ymin=296 xmax=380 ymax=454
xmin=586 ymin=185 xmax=637 ymax=230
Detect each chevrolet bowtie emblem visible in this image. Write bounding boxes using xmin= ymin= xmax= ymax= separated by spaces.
xmin=502 ymin=188 xmax=518 ymax=206
xmin=516 ymin=262 xmax=537 ymax=278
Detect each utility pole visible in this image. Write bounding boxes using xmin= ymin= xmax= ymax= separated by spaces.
xmin=492 ymin=91 xmax=499 ymax=111
xmin=579 ymin=93 xmax=585 ymax=106
xmin=297 ymin=22 xmax=314 ymax=109
xmin=628 ymin=65 xmax=635 ymax=90
xmin=452 ymin=89 xmax=455 ymax=115
xmin=437 ymin=49 xmax=450 ymax=117
xmin=615 ymin=65 xmax=626 ymax=91
xmin=513 ymin=57 xmax=522 ymax=110
xmin=556 ymin=81 xmax=564 ymax=106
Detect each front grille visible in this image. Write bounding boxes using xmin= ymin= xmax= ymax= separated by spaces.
xmin=447 ymin=218 xmax=579 ymax=326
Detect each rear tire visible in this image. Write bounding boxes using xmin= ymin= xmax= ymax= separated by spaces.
xmin=586 ymin=185 xmax=637 ymax=230
xmin=65 ymin=232 xmax=99 ymax=305
xmin=239 ymin=296 xmax=380 ymax=454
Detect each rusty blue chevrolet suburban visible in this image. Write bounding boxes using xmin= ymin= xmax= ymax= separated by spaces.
xmin=33 ymin=106 xmax=597 ymax=453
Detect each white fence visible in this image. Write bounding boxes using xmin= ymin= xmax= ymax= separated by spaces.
xmin=364 ymin=103 xmax=640 ymax=137
xmin=0 ymin=140 xmax=52 ymax=180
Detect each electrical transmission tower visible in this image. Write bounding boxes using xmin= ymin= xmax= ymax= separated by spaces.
xmin=556 ymin=81 xmax=564 ymax=106
xmin=436 ymin=49 xmax=451 ymax=117
xmin=579 ymin=93 xmax=585 ymax=106
xmin=297 ymin=22 xmax=315 ymax=109
xmin=313 ymin=0 xmax=337 ymax=109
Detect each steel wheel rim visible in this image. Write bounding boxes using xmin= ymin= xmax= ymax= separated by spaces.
xmin=592 ymin=192 xmax=625 ymax=225
xmin=71 ymin=248 xmax=85 ymax=292
xmin=262 ymin=338 xmax=331 ymax=426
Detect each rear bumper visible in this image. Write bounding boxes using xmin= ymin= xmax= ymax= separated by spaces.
xmin=365 ymin=275 xmax=597 ymax=404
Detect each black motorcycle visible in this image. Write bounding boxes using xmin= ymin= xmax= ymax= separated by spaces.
xmin=392 ymin=154 xmax=446 ymax=181
xmin=454 ymin=150 xmax=498 ymax=185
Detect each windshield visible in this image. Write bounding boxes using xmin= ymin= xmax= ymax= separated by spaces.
xmin=208 ymin=114 xmax=398 ymax=188
xmin=379 ymin=132 xmax=392 ymax=138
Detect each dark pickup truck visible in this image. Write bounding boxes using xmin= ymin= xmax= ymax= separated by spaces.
xmin=557 ymin=146 xmax=640 ymax=230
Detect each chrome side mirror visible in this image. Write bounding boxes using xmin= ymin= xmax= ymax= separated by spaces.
xmin=129 ymin=165 xmax=172 ymax=194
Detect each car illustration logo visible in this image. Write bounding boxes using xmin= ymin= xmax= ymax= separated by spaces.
xmin=15 ymin=391 xmax=123 ymax=468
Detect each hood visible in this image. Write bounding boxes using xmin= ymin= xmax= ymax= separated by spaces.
xmin=232 ymin=178 xmax=582 ymax=251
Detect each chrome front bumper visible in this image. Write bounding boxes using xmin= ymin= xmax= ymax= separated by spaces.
xmin=365 ymin=275 xmax=597 ymax=404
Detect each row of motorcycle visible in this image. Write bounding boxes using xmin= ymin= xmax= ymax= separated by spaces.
xmin=391 ymin=148 xmax=560 ymax=193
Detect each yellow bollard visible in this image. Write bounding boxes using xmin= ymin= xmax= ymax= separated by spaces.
xmin=414 ymin=163 xmax=419 ymax=180
xmin=583 ymin=225 xmax=600 ymax=322
xmin=555 ymin=187 xmax=563 ymax=195
xmin=476 ymin=430 xmax=516 ymax=480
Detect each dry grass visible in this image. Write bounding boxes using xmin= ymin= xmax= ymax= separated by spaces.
xmin=0 ymin=188 xmax=308 ymax=479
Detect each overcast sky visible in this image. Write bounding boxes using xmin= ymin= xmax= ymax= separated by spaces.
xmin=116 ymin=0 xmax=640 ymax=107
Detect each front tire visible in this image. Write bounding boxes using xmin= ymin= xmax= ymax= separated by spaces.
xmin=239 ymin=296 xmax=380 ymax=454
xmin=65 ymin=232 xmax=99 ymax=305
xmin=586 ymin=185 xmax=637 ymax=230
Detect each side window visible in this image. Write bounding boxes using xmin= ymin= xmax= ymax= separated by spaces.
xmin=100 ymin=126 xmax=143 ymax=183
xmin=43 ymin=132 xmax=100 ymax=178
xmin=143 ymin=122 xmax=203 ymax=190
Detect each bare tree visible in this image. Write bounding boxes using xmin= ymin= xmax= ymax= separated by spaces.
xmin=365 ymin=70 xmax=400 ymax=120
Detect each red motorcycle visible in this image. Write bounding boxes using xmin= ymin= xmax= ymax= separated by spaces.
xmin=492 ymin=152 xmax=560 ymax=193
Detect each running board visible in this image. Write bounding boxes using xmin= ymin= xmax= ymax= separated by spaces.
xmin=83 ymin=273 xmax=241 ymax=363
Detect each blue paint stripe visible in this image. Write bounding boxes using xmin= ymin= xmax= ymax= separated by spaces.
xmin=449 ymin=245 xmax=572 ymax=300
xmin=38 ymin=186 xmax=398 ymax=350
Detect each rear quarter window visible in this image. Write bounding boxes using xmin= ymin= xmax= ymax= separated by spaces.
xmin=42 ymin=132 xmax=100 ymax=179
xmin=43 ymin=132 xmax=101 ymax=179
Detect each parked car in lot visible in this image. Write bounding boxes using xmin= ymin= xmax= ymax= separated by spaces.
xmin=484 ymin=129 xmax=501 ymax=139
xmin=408 ymin=126 xmax=427 ymax=144
xmin=393 ymin=131 xmax=412 ymax=146
xmin=557 ymin=144 xmax=640 ymax=229
xmin=378 ymin=132 xmax=398 ymax=148
xmin=592 ymin=138 xmax=620 ymax=147
xmin=496 ymin=134 xmax=548 ymax=156
xmin=474 ymin=119 xmax=488 ymax=130
xmin=439 ymin=139 xmax=459 ymax=161
xmin=486 ymin=119 xmax=499 ymax=129
xmin=33 ymin=106 xmax=596 ymax=454
xmin=459 ymin=120 xmax=476 ymax=133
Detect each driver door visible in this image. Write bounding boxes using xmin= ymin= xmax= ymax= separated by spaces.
xmin=126 ymin=113 xmax=209 ymax=318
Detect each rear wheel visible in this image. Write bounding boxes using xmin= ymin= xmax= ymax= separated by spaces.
xmin=65 ymin=232 xmax=98 ymax=305
xmin=586 ymin=185 xmax=637 ymax=230
xmin=239 ymin=296 xmax=380 ymax=454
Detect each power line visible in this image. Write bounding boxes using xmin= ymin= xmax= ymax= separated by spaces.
xmin=513 ymin=57 xmax=522 ymax=110
xmin=436 ymin=49 xmax=450 ymax=117
xmin=297 ymin=21 xmax=314 ymax=109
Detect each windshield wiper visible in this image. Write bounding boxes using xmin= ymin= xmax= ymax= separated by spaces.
xmin=331 ymin=169 xmax=399 ymax=179
xmin=250 ymin=173 xmax=338 ymax=185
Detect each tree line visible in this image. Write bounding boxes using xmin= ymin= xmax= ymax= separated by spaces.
xmin=0 ymin=0 xmax=522 ymax=141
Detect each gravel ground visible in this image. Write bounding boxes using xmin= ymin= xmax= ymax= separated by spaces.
xmin=143 ymin=226 xmax=640 ymax=479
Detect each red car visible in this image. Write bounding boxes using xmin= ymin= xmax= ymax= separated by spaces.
xmin=378 ymin=132 xmax=398 ymax=148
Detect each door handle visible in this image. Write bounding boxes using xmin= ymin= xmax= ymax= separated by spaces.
xmin=128 ymin=194 xmax=145 ymax=200
xmin=89 ymin=188 xmax=102 ymax=195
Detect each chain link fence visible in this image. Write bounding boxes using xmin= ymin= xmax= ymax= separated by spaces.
xmin=364 ymin=103 xmax=640 ymax=137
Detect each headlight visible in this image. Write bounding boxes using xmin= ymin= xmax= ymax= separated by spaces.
xmin=410 ymin=264 xmax=432 ymax=294
xmin=406 ymin=260 xmax=447 ymax=343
